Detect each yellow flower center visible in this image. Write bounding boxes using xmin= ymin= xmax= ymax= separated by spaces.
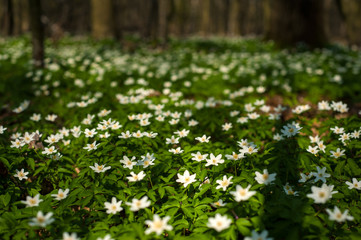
xmin=37 ymin=216 xmax=45 ymax=223
xmin=239 ymin=190 xmax=246 ymax=196
xmin=154 ymin=220 xmax=163 ymax=229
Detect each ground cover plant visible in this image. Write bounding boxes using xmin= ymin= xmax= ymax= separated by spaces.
xmin=0 ymin=37 xmax=361 ymax=240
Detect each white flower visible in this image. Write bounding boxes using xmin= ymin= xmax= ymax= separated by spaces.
xmin=188 ymin=119 xmax=199 ymax=126
xmin=306 ymin=145 xmax=319 ymax=155
xmin=143 ymin=132 xmax=158 ymax=138
xmin=222 ymin=123 xmax=233 ymax=131
xmin=45 ymin=114 xmax=58 ymax=122
xmin=104 ymin=197 xmax=123 ymax=214
xmin=83 ymin=141 xmax=100 ymax=151
xmin=330 ymin=126 xmax=344 ymax=134
xmin=191 ymin=152 xmax=208 ymax=162
xmin=165 ymin=136 xmax=180 ymax=144
xmin=318 ymin=101 xmax=331 ymax=110
xmin=240 ymin=144 xmax=258 ymax=155
xmin=195 ymin=135 xmax=211 ymax=143
xmin=299 ymin=173 xmax=312 ymax=183
xmin=89 ymin=163 xmax=111 ymax=173
xmin=84 ymin=128 xmax=97 ymax=138
xmin=99 ymin=132 xmax=111 ymax=138
xmin=96 ymin=234 xmax=113 ymax=240
xmin=176 ymin=170 xmax=196 ymax=187
xmin=216 ymin=175 xmax=233 ymax=191
xmin=345 ymin=178 xmax=361 ymax=190
xmin=280 ymin=123 xmax=302 ymax=137
xmin=225 ymin=152 xmax=245 ymax=160
xmin=174 ymin=129 xmax=189 ymax=138
xmin=237 ymin=117 xmax=248 ymax=124
xmin=42 ymin=146 xmax=57 ymax=155
xmin=317 ymin=141 xmax=326 ymax=153
xmin=311 ymin=166 xmax=330 ymax=183
xmin=145 ymin=214 xmax=173 ymax=236
xmin=247 ymin=112 xmax=260 ymax=119
xmin=207 ymin=214 xmax=232 ymax=232
xmin=51 ymin=189 xmax=69 ymax=200
xmin=110 ymin=121 xmax=122 ymax=130
xmin=127 ymin=171 xmax=146 ymax=182
xmin=351 ymin=130 xmax=360 ymax=139
xmin=230 ymin=185 xmax=256 ymax=201
xmin=244 ymin=230 xmax=273 ymax=240
xmin=98 ymin=109 xmax=111 ymax=117
xmin=138 ymin=153 xmax=155 ymax=168
xmin=21 ymin=194 xmax=43 ymax=207
xmin=21 ymin=132 xmax=35 ymax=144
xmin=169 ymin=147 xmax=183 ymax=154
xmin=126 ymin=196 xmax=151 ymax=211
xmin=14 ymin=169 xmax=29 ymax=180
xmin=339 ymin=133 xmax=350 ymax=143
xmin=139 ymin=118 xmax=150 ymax=126
xmin=283 ymin=183 xmax=298 ymax=196
xmin=326 ymin=206 xmax=354 ymax=222
xmin=330 ymin=148 xmax=345 ymax=158
xmin=211 ymin=199 xmax=227 ymax=208
xmin=29 ymin=211 xmax=54 ymax=227
xmin=10 ymin=138 xmax=25 ymax=148
xmin=245 ymin=103 xmax=255 ymax=112
xmin=255 ymin=169 xmax=276 ymax=185
xmin=169 ymin=119 xmax=179 ymax=125
xmin=307 ymin=183 xmax=338 ymax=203
xmin=120 ymin=156 xmax=137 ymax=169
xmin=309 ymin=135 xmax=320 ymax=143
xmin=62 ymin=232 xmax=80 ymax=240
xmin=119 ymin=131 xmax=131 ymax=139
xmin=30 ymin=113 xmax=41 ymax=122
xmin=205 ymin=153 xmax=224 ymax=166
xmin=133 ymin=130 xmax=143 ymax=138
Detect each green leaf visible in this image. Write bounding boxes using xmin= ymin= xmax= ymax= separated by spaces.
xmin=182 ymin=207 xmax=194 ymax=218
xmin=346 ymin=159 xmax=361 ymax=175
xmin=158 ymin=186 xmax=165 ymax=198
xmin=194 ymin=183 xmax=212 ymax=198
xmin=0 ymin=157 xmax=10 ymax=168
xmin=1 ymin=193 xmax=11 ymax=207
xmin=26 ymin=158 xmax=35 ymax=170
xmin=334 ymin=160 xmax=346 ymax=176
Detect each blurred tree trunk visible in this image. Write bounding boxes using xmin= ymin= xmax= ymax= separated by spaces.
xmin=228 ymin=0 xmax=240 ymax=36
xmin=200 ymin=0 xmax=211 ymax=36
xmin=1 ymin=0 xmax=14 ymax=35
xmin=264 ymin=0 xmax=328 ymax=47
xmin=91 ymin=0 xmax=114 ymax=39
xmin=28 ymin=0 xmax=44 ymax=68
xmin=339 ymin=0 xmax=361 ymax=45
xmin=158 ymin=0 xmax=173 ymax=42
xmin=144 ymin=0 xmax=159 ymax=39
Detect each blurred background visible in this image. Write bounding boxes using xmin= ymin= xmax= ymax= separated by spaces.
xmin=1 ymin=0 xmax=361 ymax=47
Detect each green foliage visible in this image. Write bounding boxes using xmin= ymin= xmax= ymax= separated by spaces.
xmin=0 ymin=37 xmax=360 ymax=239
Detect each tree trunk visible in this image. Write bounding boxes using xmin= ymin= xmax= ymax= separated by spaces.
xmin=1 ymin=0 xmax=14 ymax=36
xmin=91 ymin=0 xmax=114 ymax=39
xmin=340 ymin=0 xmax=361 ymax=45
xmin=158 ymin=0 xmax=172 ymax=42
xmin=228 ymin=0 xmax=240 ymax=36
xmin=264 ymin=0 xmax=328 ymax=47
xmin=144 ymin=0 xmax=158 ymax=39
xmin=28 ymin=0 xmax=44 ymax=68
xmin=200 ymin=0 xmax=211 ymax=36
